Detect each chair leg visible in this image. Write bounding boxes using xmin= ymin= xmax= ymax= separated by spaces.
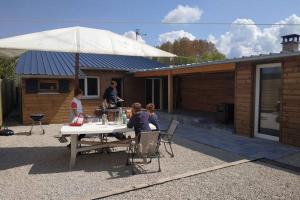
xmin=131 ymin=151 xmax=135 ymax=164
xmin=39 ymin=121 xmax=45 ymax=134
xmin=157 ymin=153 xmax=161 ymax=172
xmin=169 ymin=142 xmax=174 ymax=158
xmin=126 ymin=147 xmax=131 ymax=165
xmin=163 ymin=142 xmax=167 ymax=152
xmin=29 ymin=121 xmax=34 ymax=135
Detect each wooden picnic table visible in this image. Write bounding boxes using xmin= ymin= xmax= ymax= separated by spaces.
xmin=60 ymin=122 xmax=156 ymax=169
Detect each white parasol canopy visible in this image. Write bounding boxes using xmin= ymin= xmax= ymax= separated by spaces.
xmin=0 ymin=26 xmax=176 ymax=58
xmin=0 ymin=26 xmax=175 ymax=88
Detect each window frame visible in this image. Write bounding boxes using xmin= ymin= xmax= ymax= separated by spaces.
xmin=79 ymin=76 xmax=100 ymax=99
xmin=38 ymin=80 xmax=59 ymax=93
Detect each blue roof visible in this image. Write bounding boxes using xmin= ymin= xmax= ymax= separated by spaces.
xmin=16 ymin=51 xmax=167 ymax=77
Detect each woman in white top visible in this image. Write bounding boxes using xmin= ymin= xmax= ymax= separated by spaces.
xmin=70 ymin=88 xmax=84 ymax=121
xmin=68 ymin=88 xmax=85 ymax=147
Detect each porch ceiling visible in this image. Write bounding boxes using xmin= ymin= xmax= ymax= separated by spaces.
xmin=134 ymin=63 xmax=235 ymax=77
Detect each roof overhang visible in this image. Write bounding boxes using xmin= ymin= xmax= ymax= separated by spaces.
xmin=19 ymin=74 xmax=75 ymax=79
xmin=134 ymin=63 xmax=235 ymax=77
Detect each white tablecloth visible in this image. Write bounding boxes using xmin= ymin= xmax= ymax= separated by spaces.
xmin=60 ymin=122 xmax=156 ymax=135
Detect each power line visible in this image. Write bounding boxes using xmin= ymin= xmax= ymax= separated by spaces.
xmin=0 ymin=18 xmax=300 ymax=26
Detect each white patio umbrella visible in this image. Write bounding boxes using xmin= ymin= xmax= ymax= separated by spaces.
xmin=0 ymin=26 xmax=176 ymax=87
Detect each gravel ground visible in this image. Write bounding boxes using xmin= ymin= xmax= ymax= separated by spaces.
xmin=105 ymin=162 xmax=300 ymax=200
xmin=0 ymin=124 xmax=243 ymax=200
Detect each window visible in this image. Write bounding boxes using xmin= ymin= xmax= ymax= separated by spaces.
xmin=79 ymin=77 xmax=100 ymax=98
xmin=38 ymin=80 xmax=58 ymax=93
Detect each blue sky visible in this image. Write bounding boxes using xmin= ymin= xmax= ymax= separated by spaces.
xmin=0 ymin=0 xmax=299 ymax=57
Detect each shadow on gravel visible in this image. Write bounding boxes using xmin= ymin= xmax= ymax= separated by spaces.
xmin=0 ymin=146 xmax=135 ymax=178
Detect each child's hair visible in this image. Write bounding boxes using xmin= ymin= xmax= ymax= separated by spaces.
xmin=74 ymin=88 xmax=83 ymax=97
xmin=146 ymin=103 xmax=155 ymax=113
xmin=111 ymin=80 xmax=117 ymax=86
xmin=131 ymin=102 xmax=142 ymax=113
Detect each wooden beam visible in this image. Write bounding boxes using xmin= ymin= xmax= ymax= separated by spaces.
xmin=168 ymin=72 xmax=173 ymax=113
xmin=172 ymin=63 xmax=235 ymax=75
xmin=134 ymin=63 xmax=235 ymax=77
xmin=134 ymin=70 xmax=170 ymax=77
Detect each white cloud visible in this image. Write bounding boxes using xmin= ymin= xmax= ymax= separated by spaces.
xmin=158 ymin=30 xmax=196 ymax=44
xmin=208 ymin=14 xmax=300 ymax=58
xmin=123 ymin=31 xmax=145 ymax=43
xmin=162 ymin=5 xmax=203 ymax=23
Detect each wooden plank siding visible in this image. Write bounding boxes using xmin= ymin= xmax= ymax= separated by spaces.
xmin=179 ymin=72 xmax=235 ymax=112
xmin=281 ymin=58 xmax=300 ymax=147
xmin=234 ymin=62 xmax=255 ymax=137
xmin=21 ymin=71 xmax=145 ymax=125
xmin=21 ymin=78 xmax=75 ymax=125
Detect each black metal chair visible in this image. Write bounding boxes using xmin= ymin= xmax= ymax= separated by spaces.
xmin=127 ymin=131 xmax=161 ymax=173
xmin=29 ymin=114 xmax=45 ymax=135
xmin=159 ymin=120 xmax=179 ymax=157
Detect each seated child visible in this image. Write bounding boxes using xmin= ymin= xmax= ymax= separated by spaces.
xmin=146 ymin=103 xmax=160 ymax=131
xmin=127 ymin=102 xmax=151 ymax=140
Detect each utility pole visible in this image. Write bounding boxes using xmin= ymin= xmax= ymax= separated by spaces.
xmin=135 ymin=29 xmax=147 ymax=41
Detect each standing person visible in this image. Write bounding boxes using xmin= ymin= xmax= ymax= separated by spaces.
xmin=127 ymin=102 xmax=151 ymax=140
xmin=146 ymin=103 xmax=161 ymax=131
xmin=68 ymin=88 xmax=85 ymax=147
xmin=70 ymin=88 xmax=84 ymax=121
xmin=103 ymin=80 xmax=123 ymax=108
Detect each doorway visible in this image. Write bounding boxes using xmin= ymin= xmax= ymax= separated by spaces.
xmin=254 ymin=63 xmax=281 ymax=141
xmin=145 ymin=78 xmax=162 ymax=109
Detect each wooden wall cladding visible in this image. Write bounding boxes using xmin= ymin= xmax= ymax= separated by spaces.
xmin=179 ymin=72 xmax=235 ymax=112
xmin=234 ymin=63 xmax=254 ymax=137
xmin=21 ymin=71 xmax=146 ymax=124
xmin=281 ymin=58 xmax=300 ymax=147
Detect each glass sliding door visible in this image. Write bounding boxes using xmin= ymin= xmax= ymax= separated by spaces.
xmin=145 ymin=78 xmax=162 ymax=109
xmin=145 ymin=79 xmax=153 ymax=105
xmin=255 ymin=63 xmax=281 ymax=141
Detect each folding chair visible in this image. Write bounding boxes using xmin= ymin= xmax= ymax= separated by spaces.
xmin=127 ymin=131 xmax=161 ymax=172
xmin=159 ymin=120 xmax=179 ymax=157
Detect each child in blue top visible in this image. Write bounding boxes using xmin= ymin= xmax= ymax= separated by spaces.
xmin=127 ymin=102 xmax=151 ymax=136
xmin=146 ymin=103 xmax=160 ymax=131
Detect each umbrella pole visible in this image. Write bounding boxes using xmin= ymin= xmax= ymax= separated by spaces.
xmin=75 ymin=53 xmax=80 ymax=90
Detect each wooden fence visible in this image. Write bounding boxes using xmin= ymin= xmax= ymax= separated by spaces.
xmin=0 ymin=79 xmax=16 ymax=127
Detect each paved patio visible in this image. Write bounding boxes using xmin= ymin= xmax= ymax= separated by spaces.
xmin=159 ymin=112 xmax=300 ymax=161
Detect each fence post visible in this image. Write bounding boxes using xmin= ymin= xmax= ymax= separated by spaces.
xmin=0 ymin=79 xmax=3 ymax=128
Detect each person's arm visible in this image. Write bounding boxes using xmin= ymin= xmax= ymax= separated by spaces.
xmin=149 ymin=114 xmax=160 ymax=131
xmin=127 ymin=115 xmax=135 ymax=128
xmin=117 ymin=96 xmax=124 ymax=102
xmin=71 ymin=101 xmax=78 ymax=116
xmin=103 ymin=87 xmax=112 ymax=101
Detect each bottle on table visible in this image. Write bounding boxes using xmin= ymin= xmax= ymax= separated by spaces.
xmin=102 ymin=114 xmax=108 ymax=125
xmin=118 ymin=107 xmax=123 ymax=124
xmin=122 ymin=111 xmax=127 ymax=124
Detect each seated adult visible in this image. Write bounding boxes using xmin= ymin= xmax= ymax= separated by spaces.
xmin=127 ymin=102 xmax=151 ymax=141
xmin=146 ymin=103 xmax=160 ymax=131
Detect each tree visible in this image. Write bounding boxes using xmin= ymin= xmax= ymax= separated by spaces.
xmin=156 ymin=37 xmax=225 ymax=65
xmin=0 ymin=57 xmax=16 ymax=79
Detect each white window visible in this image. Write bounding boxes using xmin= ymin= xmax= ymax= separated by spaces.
xmin=79 ymin=77 xmax=100 ymax=98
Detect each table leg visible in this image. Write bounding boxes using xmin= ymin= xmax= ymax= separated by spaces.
xmin=69 ymin=134 xmax=78 ymax=170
